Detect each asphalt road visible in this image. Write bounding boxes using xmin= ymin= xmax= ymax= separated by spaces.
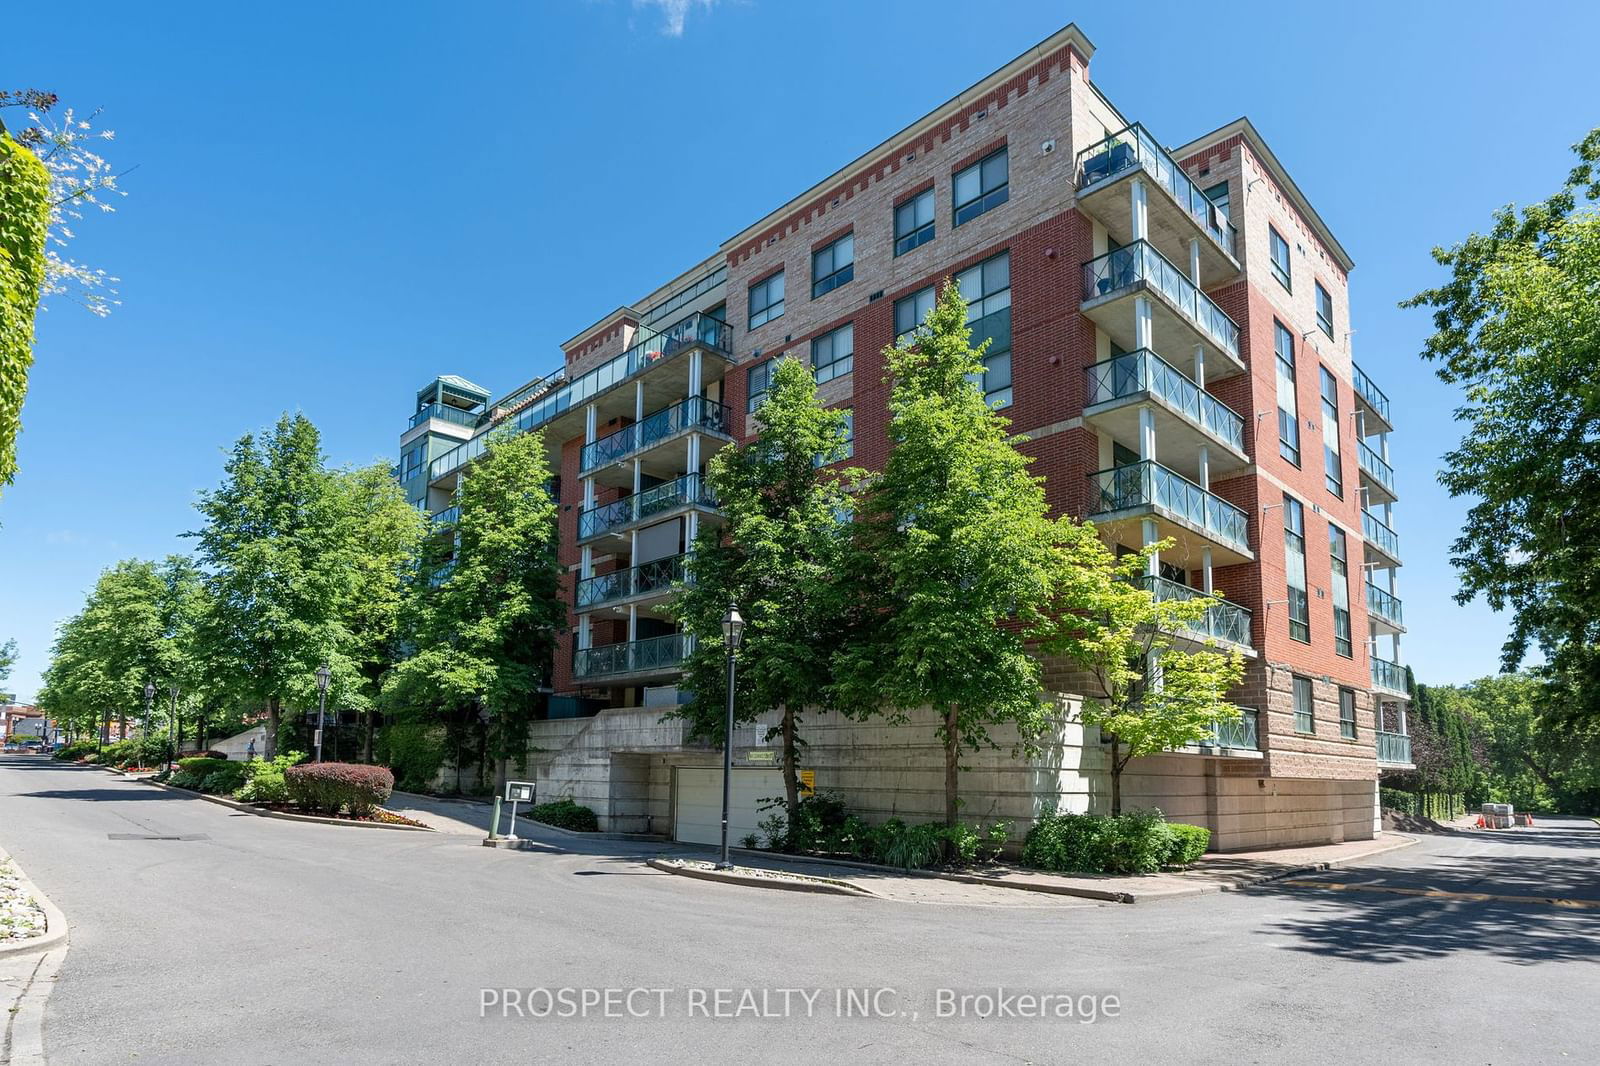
xmin=2 ymin=756 xmax=1596 ymax=1065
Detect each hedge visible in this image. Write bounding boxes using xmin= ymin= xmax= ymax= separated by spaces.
xmin=526 ymin=798 xmax=598 ymax=833
xmin=1022 ymin=809 xmax=1206 ymax=875
xmin=285 ymin=762 xmax=394 ymax=816
xmin=54 ymin=740 xmax=99 ymax=762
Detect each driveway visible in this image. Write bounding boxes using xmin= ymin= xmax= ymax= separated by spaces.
xmin=1 ymin=757 xmax=1595 ymax=1064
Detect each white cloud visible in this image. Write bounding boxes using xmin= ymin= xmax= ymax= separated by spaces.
xmin=634 ymin=0 xmax=717 ymax=37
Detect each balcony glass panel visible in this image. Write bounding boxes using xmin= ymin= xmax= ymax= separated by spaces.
xmin=1358 ymin=439 xmax=1396 ymax=494
xmin=1352 ymin=363 xmax=1392 ymax=425
xmin=1362 ymin=511 xmax=1401 ymax=560
xmin=1089 ymin=460 xmax=1250 ymax=555
xmin=1371 ymin=656 xmax=1408 ymax=693
xmin=1139 ymin=575 xmax=1252 ymax=647
xmin=581 ymin=397 xmax=731 ymax=473
xmin=573 ymin=632 xmax=688 ymax=679
xmin=410 ymin=403 xmax=480 ymax=429
xmin=577 ymin=474 xmax=716 ymax=540
xmin=1076 ymin=122 xmax=1237 ymax=257
xmin=1376 ymin=730 xmax=1413 ymax=765
xmin=1081 ymin=241 xmax=1240 ymax=360
xmin=575 ymin=553 xmax=689 ymax=609
xmin=1085 ymin=349 xmax=1244 ymax=452
xmin=430 ymin=505 xmax=460 ymax=527
xmin=1206 ymin=708 xmax=1259 ymax=750
xmin=1366 ymin=583 xmax=1403 ymax=627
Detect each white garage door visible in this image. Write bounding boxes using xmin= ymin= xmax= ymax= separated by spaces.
xmin=673 ymin=767 xmax=786 ymax=846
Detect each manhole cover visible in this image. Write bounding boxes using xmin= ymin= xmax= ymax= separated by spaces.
xmin=107 ymin=833 xmax=209 ymax=841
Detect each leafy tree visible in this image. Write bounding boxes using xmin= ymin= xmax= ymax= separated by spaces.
xmin=383 ymin=430 xmax=562 ymax=792
xmin=37 ymin=614 xmax=117 ymax=742
xmin=0 ymin=124 xmax=50 ymax=494
xmin=1402 ymin=129 xmax=1600 ymax=722
xmin=1441 ymin=672 xmax=1600 ymax=812
xmin=0 ymin=638 xmax=14 ymax=684
xmin=674 ymin=356 xmax=859 ymax=823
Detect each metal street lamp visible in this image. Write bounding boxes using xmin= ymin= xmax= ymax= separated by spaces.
xmin=717 ymin=605 xmax=745 ymax=870
xmin=143 ymin=682 xmax=155 ymax=748
xmin=314 ymin=663 xmax=332 ymax=763
xmin=166 ymin=684 xmax=180 ymax=773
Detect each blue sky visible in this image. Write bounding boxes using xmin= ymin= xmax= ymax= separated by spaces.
xmin=3 ymin=0 xmax=1597 ymax=702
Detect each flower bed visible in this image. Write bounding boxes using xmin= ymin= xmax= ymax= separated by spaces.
xmin=0 ymin=858 xmax=46 ymax=943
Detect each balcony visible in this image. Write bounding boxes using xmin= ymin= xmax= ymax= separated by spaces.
xmin=409 ymin=402 xmax=480 ymax=431
xmin=1376 ymin=729 xmax=1413 ymax=767
xmin=1352 ymin=363 xmax=1394 ymax=433
xmin=1081 ymin=241 xmax=1243 ymax=376
xmin=429 ymin=505 xmax=460 ymax=529
xmin=577 ymin=473 xmax=717 ymax=543
xmin=575 ymin=553 xmax=689 ymax=611
xmin=1075 ymin=123 xmax=1240 ymax=286
xmin=1371 ymin=656 xmax=1408 ymax=696
xmin=1366 ymin=583 xmax=1404 ymax=632
xmin=573 ymin=632 xmax=688 ymax=681
xmin=581 ymin=396 xmax=733 ymax=484
xmin=1204 ymin=708 xmax=1260 ymax=752
xmin=1139 ymin=575 xmax=1254 ymax=651
xmin=1362 ymin=511 xmax=1402 ymax=568
xmin=1084 ymin=350 xmax=1248 ymax=475
xmin=1358 ymin=439 xmax=1397 ymax=504
xmin=428 ymin=312 xmax=733 ymax=484
xmin=1088 ymin=460 xmax=1252 ymax=564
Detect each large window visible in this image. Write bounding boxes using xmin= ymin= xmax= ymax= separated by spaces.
xmin=1204 ymin=180 xmax=1230 ymax=222
xmin=954 ymin=252 xmax=1012 ymax=408
xmin=1293 ymin=675 xmax=1315 ymax=734
xmin=894 ymin=286 xmax=936 ymax=346
xmin=1320 ymin=366 xmax=1342 ymax=498
xmin=747 ymin=271 xmax=784 ymax=330
xmin=811 ymin=323 xmax=853 ymax=384
xmin=1330 ymin=523 xmax=1352 ymax=658
xmin=1339 ymin=688 xmax=1357 ymax=739
xmin=894 ymin=189 xmax=935 ymax=256
xmin=1316 ymin=280 xmax=1334 ymax=338
xmin=811 ymin=234 xmax=854 ymax=299
xmin=1269 ymin=225 xmax=1292 ymax=291
xmin=1276 ymin=320 xmax=1300 ymax=466
xmin=1284 ymin=494 xmax=1310 ymax=643
xmin=746 ymin=359 xmax=774 ymax=412
xmin=953 ymin=147 xmax=1009 ymax=226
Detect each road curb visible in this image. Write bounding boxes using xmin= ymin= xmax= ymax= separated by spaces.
xmin=0 ymin=847 xmax=68 ymax=960
xmin=135 ymin=779 xmax=436 ymax=832
xmin=1215 ymin=833 xmax=1421 ymax=894
xmin=388 ymin=790 xmax=666 ymax=842
xmin=646 ymin=858 xmax=877 ymax=898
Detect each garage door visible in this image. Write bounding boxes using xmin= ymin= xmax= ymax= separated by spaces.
xmin=673 ymin=767 xmax=786 ymax=846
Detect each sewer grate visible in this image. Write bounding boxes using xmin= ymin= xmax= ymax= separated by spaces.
xmin=107 ymin=833 xmax=208 ymax=841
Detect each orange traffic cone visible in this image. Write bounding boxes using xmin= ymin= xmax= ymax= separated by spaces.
xmin=1476 ymin=815 xmax=1486 ymax=828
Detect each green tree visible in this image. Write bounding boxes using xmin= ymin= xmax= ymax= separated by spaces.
xmin=384 ymin=430 xmax=562 ymax=792
xmin=1402 ymin=129 xmax=1600 ymax=721
xmin=37 ymin=615 xmax=116 ymax=742
xmin=0 ymin=127 xmax=51 ymax=495
xmin=0 ymin=638 xmax=14 ymax=685
xmin=674 ymin=357 xmax=859 ymax=823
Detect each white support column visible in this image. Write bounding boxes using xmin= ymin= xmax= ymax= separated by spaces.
xmin=687 ymin=432 xmax=701 ymax=476
xmin=1379 ymin=430 xmax=1391 ymax=465
xmin=1130 ymin=177 xmax=1149 ymax=242
xmin=628 ymin=604 xmax=637 ymax=643
xmin=1134 ymin=296 xmax=1154 ymax=352
xmin=1189 ymin=238 xmax=1201 ymax=287
xmin=632 ymin=458 xmax=641 ymax=496
xmin=685 ymin=512 xmax=698 ymax=547
xmin=1138 ymin=405 xmax=1156 ymax=463
xmin=1197 ymin=445 xmax=1210 ymax=491
xmin=1142 ymin=517 xmax=1160 ymax=578
xmin=1201 ymin=547 xmax=1214 ymax=593
xmin=689 ymin=349 xmax=703 ymax=398
xmin=1193 ymin=344 xmax=1206 ymax=389
xmin=635 ymin=380 xmax=645 ymax=423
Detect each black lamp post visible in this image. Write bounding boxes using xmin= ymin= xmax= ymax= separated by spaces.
xmin=314 ymin=663 xmax=332 ymax=763
xmin=143 ymin=682 xmax=155 ymax=754
xmin=166 ymin=684 xmax=180 ymax=773
xmin=717 ymin=605 xmax=744 ymax=870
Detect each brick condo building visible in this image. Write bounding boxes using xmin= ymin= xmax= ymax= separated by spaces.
xmin=396 ymin=23 xmax=1413 ymax=850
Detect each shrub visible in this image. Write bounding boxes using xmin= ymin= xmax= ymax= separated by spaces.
xmin=54 ymin=740 xmax=98 ymax=762
xmin=1165 ymin=823 xmax=1211 ymax=866
xmin=375 ymin=722 xmax=448 ymax=794
xmin=235 ymin=752 xmax=307 ymax=805
xmin=739 ymin=833 xmax=760 ymax=850
xmin=285 ymin=762 xmax=395 ymax=816
xmin=1023 ymin=809 xmax=1178 ymax=876
xmin=183 ymin=749 xmax=229 ymax=762
xmin=199 ymin=763 xmax=248 ymax=795
xmin=526 ymin=797 xmax=598 ymax=832
xmin=177 ymin=757 xmax=231 ymax=778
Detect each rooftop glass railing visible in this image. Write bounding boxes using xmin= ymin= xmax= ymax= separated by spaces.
xmin=1352 ymin=363 xmax=1392 ymax=426
xmin=1085 ymin=349 xmax=1244 ymax=452
xmin=409 ymin=403 xmax=480 ymax=430
xmin=577 ymin=473 xmax=716 ymax=541
xmin=1366 ymin=583 xmax=1403 ymax=628
xmin=1358 ymin=440 xmax=1396 ymax=496
xmin=1082 ymin=241 xmax=1240 ymax=360
xmin=573 ymin=632 xmax=688 ymax=679
xmin=1139 ymin=574 xmax=1253 ymax=647
xmin=1372 ymin=656 xmax=1408 ymax=694
xmin=428 ymin=312 xmax=731 ymax=481
xmin=1362 ymin=511 xmax=1401 ymax=562
xmin=1076 ymin=122 xmax=1237 ymax=258
xmin=1206 ymin=708 xmax=1259 ymax=750
xmin=1089 ymin=460 xmax=1250 ymax=555
xmin=1376 ymin=730 xmax=1413 ymax=765
xmin=575 ymin=553 xmax=690 ymax=609
xmin=580 ymin=396 xmax=731 ymax=473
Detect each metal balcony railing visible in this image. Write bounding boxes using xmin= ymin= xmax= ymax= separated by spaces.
xmin=573 ymin=632 xmax=688 ymax=679
xmin=1081 ymin=241 xmax=1241 ymax=360
xmin=1075 ymin=122 xmax=1237 ymax=257
xmin=1372 ymin=656 xmax=1408 ymax=694
xmin=1138 ymin=575 xmax=1252 ymax=647
xmin=581 ymin=396 xmax=731 ymax=473
xmin=1206 ymin=708 xmax=1260 ymax=750
xmin=1358 ymin=439 xmax=1396 ymax=495
xmin=1363 ymin=511 xmax=1401 ymax=561
xmin=1085 ymin=349 xmax=1244 ymax=452
xmin=1089 ymin=460 xmax=1250 ymax=555
xmin=1352 ymin=363 xmax=1392 ymax=426
xmin=1376 ymin=730 xmax=1412 ymax=765
xmin=575 ymin=553 xmax=689 ymax=609
xmin=410 ymin=403 xmax=479 ymax=430
xmin=577 ymin=473 xmax=716 ymax=540
xmin=1366 ymin=583 xmax=1403 ymax=627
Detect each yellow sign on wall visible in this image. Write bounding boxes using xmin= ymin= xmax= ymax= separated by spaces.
xmin=799 ymin=770 xmax=815 ymax=794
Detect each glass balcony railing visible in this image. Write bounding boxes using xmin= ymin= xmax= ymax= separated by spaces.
xmin=1366 ymin=583 xmax=1403 ymax=627
xmin=573 ymin=632 xmax=688 ymax=679
xmin=1376 ymin=730 xmax=1412 ymax=765
xmin=577 ymin=473 xmax=716 ymax=540
xmin=1138 ymin=575 xmax=1252 ymax=647
xmin=575 ymin=553 xmax=690 ymax=609
xmin=1075 ymin=122 xmax=1237 ymax=258
xmin=1082 ymin=241 xmax=1240 ymax=360
xmin=1363 ymin=511 xmax=1401 ymax=561
xmin=1085 ymin=349 xmax=1244 ymax=452
xmin=1206 ymin=708 xmax=1260 ymax=750
xmin=1089 ymin=460 xmax=1250 ymax=555
xmin=1358 ymin=440 xmax=1396 ymax=495
xmin=581 ymin=396 xmax=731 ymax=473
xmin=1352 ymin=363 xmax=1392 ymax=426
xmin=430 ymin=505 xmax=460 ymax=528
xmin=1372 ymin=656 xmax=1408 ymax=694
xmin=410 ymin=403 xmax=480 ymax=430
xmin=428 ymin=312 xmax=731 ymax=481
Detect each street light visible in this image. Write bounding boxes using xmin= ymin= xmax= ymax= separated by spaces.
xmin=166 ymin=684 xmax=180 ymax=774
xmin=717 ymin=604 xmax=745 ymax=870
xmin=314 ymin=663 xmax=332 ymax=763
xmin=143 ymin=682 xmax=155 ymax=748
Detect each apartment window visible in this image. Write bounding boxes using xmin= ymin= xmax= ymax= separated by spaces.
xmin=1293 ymin=676 xmax=1315 ymax=734
xmin=1320 ymin=367 xmax=1343 ymax=497
xmin=1269 ymin=225 xmax=1292 ymax=291
xmin=834 ymin=409 xmax=855 ymax=462
xmin=1204 ymin=180 xmax=1230 ymax=222
xmin=746 ymin=359 xmax=774 ymax=412
xmin=953 ymin=147 xmax=1009 ymax=226
xmin=1276 ymin=321 xmax=1300 ymax=466
xmin=894 ymin=189 xmax=935 ymax=256
xmin=954 ymin=251 xmax=1012 ymax=408
xmin=1339 ymin=688 xmax=1357 ymax=739
xmin=811 ymin=323 xmax=853 ymax=384
xmin=894 ymin=286 xmax=936 ymax=345
xmin=1284 ymin=494 xmax=1310 ymax=643
xmin=1330 ymin=523 xmax=1353 ymax=658
xmin=400 ymin=443 xmax=424 ymax=480
xmin=747 ymin=271 xmax=784 ymax=330
xmin=811 ymin=234 xmax=854 ymax=298
xmin=1315 ymin=280 xmax=1334 ymax=338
